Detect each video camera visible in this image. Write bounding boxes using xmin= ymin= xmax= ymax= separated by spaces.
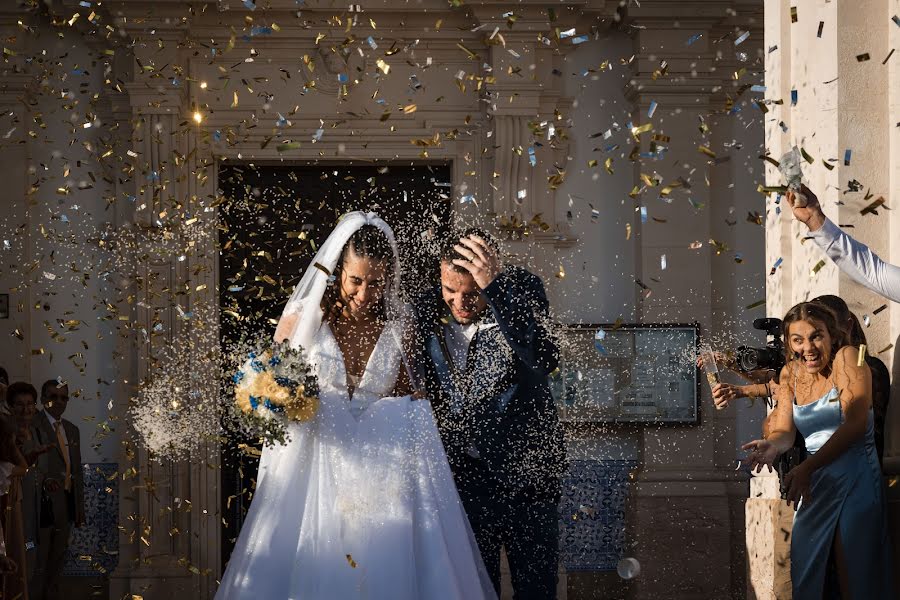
xmin=735 ymin=317 xmax=785 ymax=380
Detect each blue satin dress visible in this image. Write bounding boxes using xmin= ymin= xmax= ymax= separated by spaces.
xmin=791 ymin=386 xmax=893 ymax=599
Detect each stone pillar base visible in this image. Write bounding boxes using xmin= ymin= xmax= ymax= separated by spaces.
xmin=745 ymin=473 xmax=792 ymax=600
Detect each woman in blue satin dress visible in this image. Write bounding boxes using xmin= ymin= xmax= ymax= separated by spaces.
xmin=743 ymin=301 xmax=893 ymax=599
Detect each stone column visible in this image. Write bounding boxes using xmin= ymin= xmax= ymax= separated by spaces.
xmin=109 ymin=24 xmax=221 ymax=597
xmin=757 ymin=0 xmax=900 ymax=597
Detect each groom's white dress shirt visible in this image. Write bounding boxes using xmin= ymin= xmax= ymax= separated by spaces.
xmin=442 ymin=319 xmax=497 ymax=460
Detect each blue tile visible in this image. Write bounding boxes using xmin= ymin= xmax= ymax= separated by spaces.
xmin=558 ymin=460 xmax=636 ymax=571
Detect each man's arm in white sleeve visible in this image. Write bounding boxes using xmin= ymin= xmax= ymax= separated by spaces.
xmin=808 ymin=217 xmax=900 ymax=303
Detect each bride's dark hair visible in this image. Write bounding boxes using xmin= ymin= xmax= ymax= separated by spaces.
xmin=321 ymin=224 xmax=394 ymax=322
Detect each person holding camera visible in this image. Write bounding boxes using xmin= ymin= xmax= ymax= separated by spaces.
xmin=787 ymin=185 xmax=900 ymax=303
xmin=743 ymin=301 xmax=892 ymax=599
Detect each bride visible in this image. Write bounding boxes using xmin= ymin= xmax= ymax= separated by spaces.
xmin=215 ymin=212 xmax=496 ymax=600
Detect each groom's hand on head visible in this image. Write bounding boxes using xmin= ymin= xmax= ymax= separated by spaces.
xmin=452 ymin=235 xmax=502 ymax=289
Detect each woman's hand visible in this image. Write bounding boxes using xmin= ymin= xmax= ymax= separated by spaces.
xmin=712 ymin=383 xmax=745 ymax=409
xmin=782 ymin=462 xmax=813 ymax=508
xmin=741 ymin=439 xmax=779 ymax=473
xmin=786 ymin=185 xmax=826 ymax=232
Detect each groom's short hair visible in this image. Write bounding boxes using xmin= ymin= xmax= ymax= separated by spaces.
xmin=439 ymin=227 xmax=499 ymax=272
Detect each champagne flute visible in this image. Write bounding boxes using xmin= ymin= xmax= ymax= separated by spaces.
xmin=699 ymin=345 xmax=724 ymax=410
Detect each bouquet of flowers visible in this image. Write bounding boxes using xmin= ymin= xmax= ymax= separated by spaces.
xmin=232 ymin=340 xmax=319 ymax=445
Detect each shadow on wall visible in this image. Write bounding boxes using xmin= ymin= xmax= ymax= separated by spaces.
xmin=888 ymin=332 xmax=900 ymax=595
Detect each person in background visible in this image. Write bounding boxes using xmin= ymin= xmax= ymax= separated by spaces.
xmin=0 ymin=367 xmax=9 ymax=404
xmin=787 ymin=185 xmax=900 ymax=303
xmin=0 ymin=414 xmax=23 ymax=581
xmin=31 ymin=381 xmax=84 ymax=600
xmin=813 ymin=294 xmax=891 ymax=467
xmin=3 ymin=382 xmax=40 ymax=600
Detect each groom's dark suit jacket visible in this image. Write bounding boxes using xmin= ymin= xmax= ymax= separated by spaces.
xmin=414 ymin=265 xmax=567 ymax=500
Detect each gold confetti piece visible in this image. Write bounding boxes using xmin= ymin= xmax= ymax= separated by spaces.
xmin=698 ymin=145 xmax=717 ymax=158
xmin=231 ymin=91 xmax=239 ymax=108
xmin=630 ymin=123 xmax=653 ymax=138
xmin=810 ymin=259 xmax=826 ymax=277
xmin=604 ymin=157 xmax=613 ymax=174
xmin=688 ymin=241 xmax=703 ymax=250
xmin=346 ymin=554 xmax=357 ymax=568
xmin=587 ymin=159 xmax=598 ymax=168
xmin=376 ymin=59 xmax=390 ymax=74
xmin=873 ymin=304 xmax=888 ymax=315
xmin=878 ymin=344 xmax=894 ymax=354
xmin=625 ymin=223 xmax=632 ymax=240
xmin=456 ymin=43 xmax=479 ymax=60
xmin=857 ymin=344 xmax=867 ymax=367
xmin=746 ymin=299 xmax=766 ymax=310
xmin=402 ymin=104 xmax=417 ymax=114
xmin=823 ymin=159 xmax=835 ymax=171
xmin=860 ymin=196 xmax=887 ymax=215
xmin=800 ymin=147 xmax=814 ymax=163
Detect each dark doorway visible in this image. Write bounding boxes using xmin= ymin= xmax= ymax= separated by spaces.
xmin=216 ymin=162 xmax=453 ymax=568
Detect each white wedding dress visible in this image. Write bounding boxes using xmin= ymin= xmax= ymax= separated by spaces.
xmin=215 ymin=318 xmax=496 ymax=600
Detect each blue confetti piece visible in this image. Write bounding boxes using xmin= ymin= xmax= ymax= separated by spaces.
xmin=528 ymin=146 xmax=536 ymax=167
xmin=367 ymin=36 xmax=377 ymax=50
xmin=604 ymin=144 xmax=620 ymax=153
xmin=771 ymin=257 xmax=783 ymax=270
xmin=227 ymin=285 xmax=244 ymax=292
xmin=571 ymin=35 xmax=590 ymax=45
xmin=734 ymin=31 xmax=750 ymax=45
xmin=78 ymin=0 xmax=92 ymax=6
xmin=211 ymin=48 xmax=217 ymax=57
xmin=790 ymin=89 xmax=798 ymax=106
xmin=750 ymin=84 xmax=766 ymax=93
xmin=648 ymin=100 xmax=657 ymax=118
xmin=640 ymin=206 xmax=647 ymax=223
xmin=250 ymin=26 xmax=273 ymax=37
xmin=72 ymin=68 xmax=84 ymax=75
xmin=213 ymin=130 xmax=221 ymax=142
xmin=593 ymin=330 xmax=608 ymax=355
xmin=460 ymin=194 xmax=475 ymax=205
xmin=242 ymin=0 xmax=256 ymax=9
xmin=686 ymin=33 xmax=703 ymax=46
xmin=338 ymin=73 xmax=349 ymax=83
xmin=843 ymin=148 xmax=851 ymax=165
xmin=171 ymin=78 xmax=180 ymax=87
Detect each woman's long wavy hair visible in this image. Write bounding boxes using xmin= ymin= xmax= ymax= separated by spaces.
xmin=812 ymin=294 xmax=867 ymax=351
xmin=320 ymin=224 xmax=394 ymax=323
xmin=781 ymin=301 xmax=850 ymax=374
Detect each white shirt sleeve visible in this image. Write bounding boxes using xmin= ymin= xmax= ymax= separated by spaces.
xmin=808 ymin=218 xmax=900 ymax=303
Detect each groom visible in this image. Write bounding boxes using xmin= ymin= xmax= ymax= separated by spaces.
xmin=414 ymin=228 xmax=567 ymax=599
